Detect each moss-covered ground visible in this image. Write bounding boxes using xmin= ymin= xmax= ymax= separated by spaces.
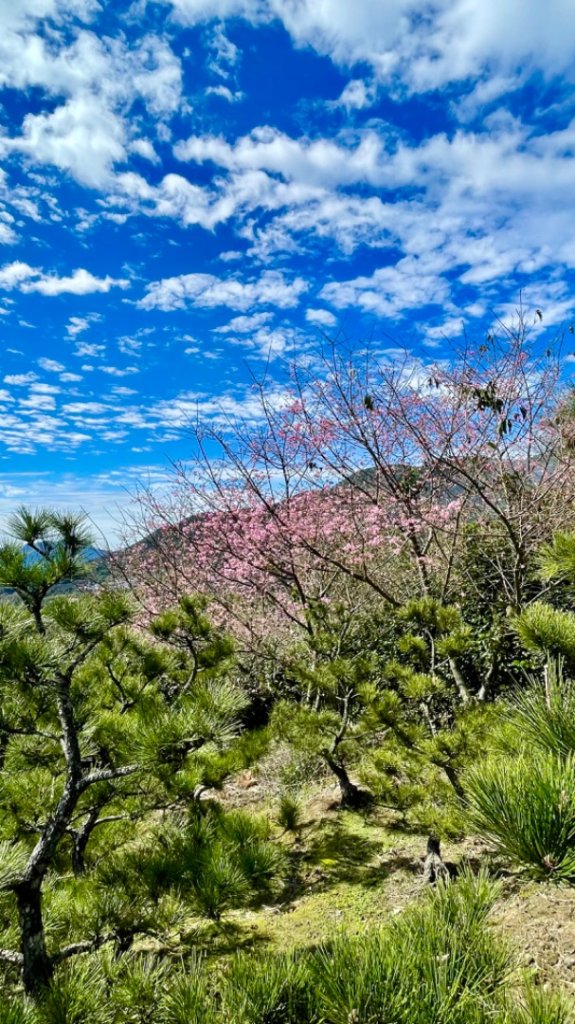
xmin=173 ymin=784 xmax=575 ymax=998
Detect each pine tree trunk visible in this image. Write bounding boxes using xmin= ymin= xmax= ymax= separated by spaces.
xmin=442 ymin=762 xmax=465 ymax=799
xmin=71 ymin=837 xmax=87 ymax=876
xmin=15 ymin=881 xmax=53 ymax=996
xmin=324 ymin=753 xmax=367 ymax=809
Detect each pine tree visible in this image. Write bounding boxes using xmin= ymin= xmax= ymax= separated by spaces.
xmin=0 ymin=509 xmax=248 ymax=996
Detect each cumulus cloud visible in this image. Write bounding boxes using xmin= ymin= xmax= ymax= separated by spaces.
xmin=215 ymin=311 xmax=273 ymax=333
xmin=174 ymin=126 xmax=386 ymax=188
xmin=165 ymin=0 xmax=575 ymax=92
xmin=37 ymin=357 xmax=66 ymax=372
xmin=336 ymin=79 xmax=377 ymax=110
xmin=66 ymin=316 xmax=94 ymax=337
xmin=0 ymin=7 xmax=182 ymax=185
xmin=3 ymin=94 xmax=129 ymax=188
xmin=306 ymin=308 xmax=337 ymax=327
xmin=320 ymin=256 xmax=452 ymax=319
xmin=139 ymin=269 xmax=308 ymax=311
xmin=4 ymin=372 xmax=38 ymax=386
xmin=206 ymin=85 xmax=244 ymax=102
xmin=100 ymin=365 xmax=139 ymax=376
xmin=0 ymin=262 xmax=130 ymax=295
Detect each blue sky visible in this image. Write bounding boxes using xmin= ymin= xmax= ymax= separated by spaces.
xmin=1 ymin=0 xmax=575 ymax=541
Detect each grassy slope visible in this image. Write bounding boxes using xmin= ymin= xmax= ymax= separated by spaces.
xmin=182 ymin=784 xmax=575 ymax=996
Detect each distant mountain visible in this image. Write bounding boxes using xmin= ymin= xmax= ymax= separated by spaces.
xmin=22 ymin=545 xmax=106 ymax=566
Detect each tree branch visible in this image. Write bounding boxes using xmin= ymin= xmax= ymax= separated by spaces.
xmin=81 ymin=764 xmax=140 ymax=788
xmin=0 ymin=948 xmax=23 ymax=965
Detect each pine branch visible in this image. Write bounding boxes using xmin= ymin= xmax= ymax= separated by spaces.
xmin=51 ymin=933 xmax=118 ymax=965
xmin=81 ymin=764 xmax=140 ymax=787
xmin=0 ymin=948 xmax=23 ymax=965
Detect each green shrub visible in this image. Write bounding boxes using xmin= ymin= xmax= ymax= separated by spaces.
xmin=157 ymin=958 xmax=215 ymax=1024
xmin=277 ymin=794 xmax=302 ymax=833
xmin=514 ymin=604 xmax=575 ymax=670
xmin=311 ymin=869 xmax=511 ymax=1024
xmin=465 ymin=752 xmax=575 ymax=880
xmin=219 ymin=951 xmax=314 ymax=1024
xmin=36 ymin=959 xmax=112 ymax=1024
xmin=508 ymin=665 xmax=575 ymax=759
xmin=509 ymin=982 xmax=575 ymax=1024
xmin=190 ymin=849 xmax=250 ymax=920
xmin=0 ymin=1002 xmax=36 ymax=1024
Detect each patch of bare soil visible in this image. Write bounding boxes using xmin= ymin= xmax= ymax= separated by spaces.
xmin=493 ymin=882 xmax=575 ymax=990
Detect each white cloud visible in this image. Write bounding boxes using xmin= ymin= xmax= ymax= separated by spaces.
xmin=320 ymin=256 xmax=452 ymax=319
xmin=100 ymin=365 xmax=139 ymax=376
xmin=0 ymin=8 xmax=182 ymax=186
xmin=0 ymin=465 xmax=146 ymax=544
xmin=206 ymin=85 xmax=244 ymax=102
xmin=3 ymin=95 xmax=126 ymax=188
xmin=336 ymin=79 xmax=377 ymax=110
xmin=215 ymin=311 xmax=273 ymax=333
xmin=0 ymin=221 xmax=17 ymax=245
xmin=30 ymin=383 xmax=60 ymax=394
xmin=139 ymin=269 xmax=308 ymax=311
xmin=0 ymin=262 xmax=38 ymax=289
xmin=130 ymin=138 xmax=160 ymax=163
xmin=66 ymin=316 xmax=93 ymax=337
xmin=37 ymin=357 xmax=66 ymax=372
xmin=0 ymin=262 xmax=129 ymax=295
xmin=63 ymin=401 xmax=110 ymax=414
xmin=20 ymin=392 xmax=57 ymax=411
xmin=4 ymin=372 xmax=38 ymax=385
xmin=174 ymin=126 xmax=386 ymax=188
xmin=206 ymin=23 xmax=239 ymax=78
xmin=149 ymin=382 xmax=293 ymax=430
xmin=306 ymin=308 xmax=337 ymax=327
xmin=74 ymin=342 xmax=105 ymax=358
xmin=165 ymin=0 xmax=575 ymax=93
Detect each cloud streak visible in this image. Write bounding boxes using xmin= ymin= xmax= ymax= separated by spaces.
xmin=0 ymin=263 xmax=130 ymax=295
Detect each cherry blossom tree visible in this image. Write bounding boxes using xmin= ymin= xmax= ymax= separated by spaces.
xmin=124 ymin=312 xmax=573 ymax=657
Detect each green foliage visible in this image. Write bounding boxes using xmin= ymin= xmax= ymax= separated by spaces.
xmin=312 ymin=870 xmax=511 ymax=1024
xmin=277 ymin=793 xmax=302 ymax=833
xmin=98 ymin=807 xmax=284 ymax=923
xmin=513 ymin=603 xmax=575 ymax=669
xmin=0 ymin=1000 xmax=36 ymax=1024
xmin=506 ymin=664 xmax=575 ymax=759
xmin=465 ymin=751 xmax=575 ymax=880
xmin=0 ymin=507 xmax=267 ymax=995
xmin=0 ymin=872 xmax=573 ymax=1023
xmin=538 ymin=532 xmax=575 ymax=590
xmin=510 ymin=983 xmax=575 ymax=1024
xmin=219 ymin=951 xmax=314 ymax=1024
xmin=35 ymin=958 xmax=112 ymax=1024
xmin=150 ymin=594 xmax=235 ymax=680
xmin=157 ymin=958 xmax=215 ymax=1024
xmin=0 ymin=509 xmax=97 ymax=625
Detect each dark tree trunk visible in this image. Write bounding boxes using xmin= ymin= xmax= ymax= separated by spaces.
xmin=15 ymin=882 xmax=53 ymax=996
xmin=324 ymin=753 xmax=369 ymax=809
xmin=442 ymin=762 xmax=465 ymax=800
xmin=71 ymin=806 xmax=102 ymax=876
xmin=423 ymin=836 xmax=449 ymax=884
xmin=71 ymin=835 xmax=88 ymax=876
xmin=30 ymin=602 xmax=46 ymax=636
